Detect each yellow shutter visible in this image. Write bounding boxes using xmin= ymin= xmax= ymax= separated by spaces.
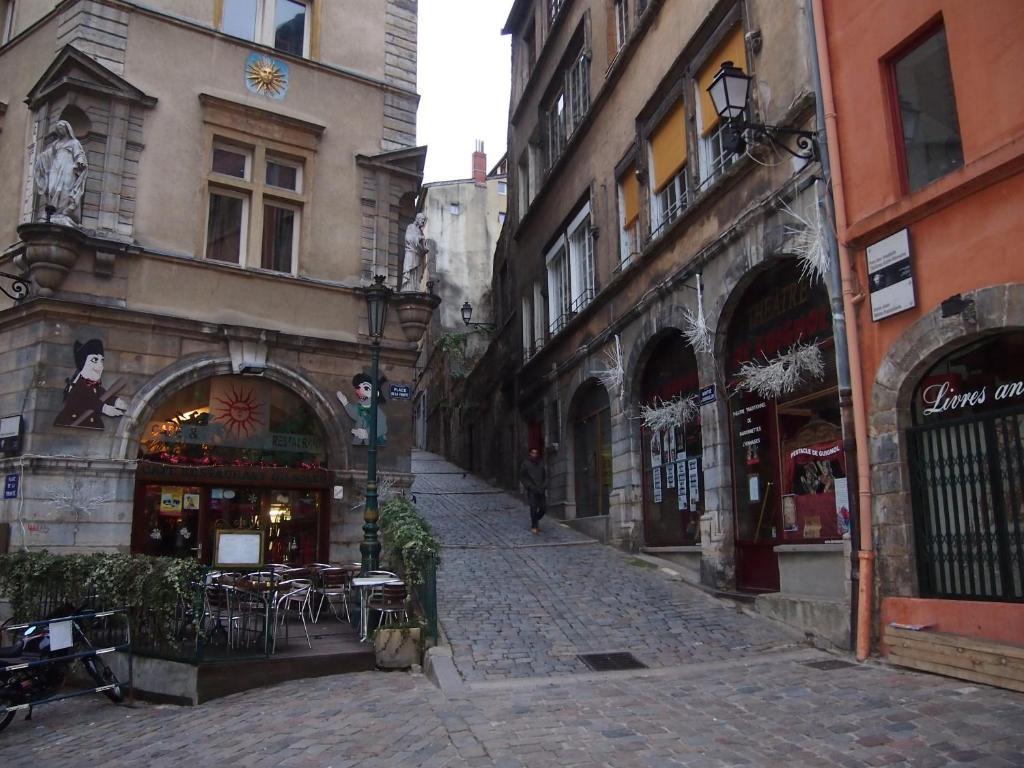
xmin=650 ymin=100 xmax=687 ymax=193
xmin=606 ymin=1 xmax=618 ymax=64
xmin=697 ymin=25 xmax=747 ymax=137
xmin=620 ymin=164 xmax=639 ymax=227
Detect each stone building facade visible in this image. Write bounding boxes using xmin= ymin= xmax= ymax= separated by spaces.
xmin=0 ymin=0 xmax=428 ymax=566
xmin=817 ymin=0 xmax=1024 ymax=650
xmin=466 ymin=0 xmax=856 ymax=648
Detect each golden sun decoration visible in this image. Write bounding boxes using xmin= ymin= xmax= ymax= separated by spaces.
xmin=246 ymin=56 xmax=287 ymax=97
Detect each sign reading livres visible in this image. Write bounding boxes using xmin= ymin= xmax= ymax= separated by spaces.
xmin=867 ymin=228 xmax=916 ymax=321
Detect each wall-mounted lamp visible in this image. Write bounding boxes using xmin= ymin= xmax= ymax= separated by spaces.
xmin=461 ymin=301 xmax=496 ymax=332
xmin=707 ymin=61 xmax=818 ymax=161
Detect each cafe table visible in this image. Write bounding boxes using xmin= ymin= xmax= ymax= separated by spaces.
xmin=351 ymin=574 xmax=402 ymax=641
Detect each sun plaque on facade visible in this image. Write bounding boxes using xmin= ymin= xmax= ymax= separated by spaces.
xmin=245 ymin=53 xmax=289 ymax=100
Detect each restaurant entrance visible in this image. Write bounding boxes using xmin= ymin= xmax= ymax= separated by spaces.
xmin=130 ymin=374 xmax=332 ymax=566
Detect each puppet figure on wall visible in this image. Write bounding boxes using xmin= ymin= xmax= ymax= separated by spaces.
xmin=54 ymin=339 xmax=128 ymax=430
xmin=336 ymin=373 xmax=387 ymax=446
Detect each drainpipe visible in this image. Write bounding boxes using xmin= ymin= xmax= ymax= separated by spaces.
xmin=807 ymin=0 xmax=874 ymax=660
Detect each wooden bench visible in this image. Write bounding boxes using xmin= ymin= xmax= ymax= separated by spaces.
xmin=884 ymin=625 xmax=1024 ymax=693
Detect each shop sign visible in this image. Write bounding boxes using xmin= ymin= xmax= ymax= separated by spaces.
xmin=389 ymin=384 xmax=412 ymax=400
xmin=867 ymin=228 xmax=915 ymax=321
xmin=921 ymin=378 xmax=1024 ymax=417
xmin=137 ymin=460 xmax=330 ymax=487
xmin=4 ymin=474 xmax=18 ymax=499
xmin=0 ymin=415 xmax=23 ymax=454
xmin=699 ymin=385 xmax=716 ymax=406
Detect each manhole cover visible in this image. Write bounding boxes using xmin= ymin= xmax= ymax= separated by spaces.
xmin=578 ymin=652 xmax=647 ymax=672
xmin=803 ymin=659 xmax=859 ymax=671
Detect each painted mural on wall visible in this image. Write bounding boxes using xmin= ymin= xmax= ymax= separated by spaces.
xmin=54 ymin=339 xmax=128 ymax=430
xmin=336 ymin=373 xmax=388 ymax=446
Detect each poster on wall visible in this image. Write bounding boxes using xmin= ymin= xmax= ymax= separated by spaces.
xmin=782 ymin=494 xmax=798 ymax=532
xmin=650 ymin=432 xmax=662 ymax=467
xmin=688 ymin=459 xmax=701 ymax=498
xmin=160 ymin=487 xmax=183 ymax=515
xmin=183 ymin=493 xmax=200 ymax=511
xmin=834 ymin=477 xmax=851 ymax=536
xmin=652 ymin=465 xmax=663 ymax=503
xmin=678 ymin=472 xmax=688 ymax=510
xmin=867 ymin=228 xmax=915 ymax=322
xmin=666 ymin=460 xmax=676 ymax=489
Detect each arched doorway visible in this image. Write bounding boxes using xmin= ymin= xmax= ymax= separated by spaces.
xmin=906 ymin=331 xmax=1024 ymax=601
xmin=571 ymin=381 xmax=612 ymax=518
xmin=725 ymin=258 xmax=843 ymax=592
xmin=638 ymin=331 xmax=703 ymax=546
xmin=130 ymin=374 xmax=331 ymax=565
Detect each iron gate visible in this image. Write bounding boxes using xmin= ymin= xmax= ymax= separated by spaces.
xmin=907 ymin=405 xmax=1024 ymax=601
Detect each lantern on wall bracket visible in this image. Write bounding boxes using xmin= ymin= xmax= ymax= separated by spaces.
xmin=461 ymin=301 xmax=496 ymax=332
xmin=706 ymin=61 xmax=819 ymax=161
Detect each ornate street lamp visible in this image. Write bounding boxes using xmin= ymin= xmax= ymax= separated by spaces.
xmin=361 ymin=274 xmax=391 ymax=575
xmin=460 ymin=301 xmax=496 ymax=332
xmin=707 ymin=60 xmax=818 ymax=161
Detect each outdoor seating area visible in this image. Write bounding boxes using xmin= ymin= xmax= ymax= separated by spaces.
xmin=188 ymin=562 xmax=415 ymax=657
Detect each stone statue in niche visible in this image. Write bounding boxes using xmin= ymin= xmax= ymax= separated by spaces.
xmin=400 ymin=213 xmax=429 ymax=292
xmin=33 ymin=120 xmax=88 ymax=227
xmin=54 ymin=338 xmax=128 ymax=430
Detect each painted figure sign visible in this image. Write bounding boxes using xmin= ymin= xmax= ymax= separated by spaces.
xmin=337 ymin=373 xmax=388 ymax=446
xmin=54 ymin=339 xmax=127 ymax=430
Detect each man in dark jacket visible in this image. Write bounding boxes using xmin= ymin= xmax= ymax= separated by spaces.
xmin=519 ymin=448 xmax=547 ymax=534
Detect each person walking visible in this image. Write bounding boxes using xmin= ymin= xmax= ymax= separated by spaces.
xmin=519 ymin=448 xmax=547 ymax=534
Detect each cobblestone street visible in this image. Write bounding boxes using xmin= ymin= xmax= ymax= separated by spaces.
xmin=1 ymin=452 xmax=1023 ymax=767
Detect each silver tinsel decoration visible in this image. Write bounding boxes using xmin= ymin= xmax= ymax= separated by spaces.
xmin=682 ymin=272 xmax=714 ymax=356
xmin=780 ymin=197 xmax=829 ymax=284
xmin=735 ymin=340 xmax=825 ymax=399
xmin=640 ymin=394 xmax=700 ymax=432
xmin=596 ymin=335 xmax=625 ymax=404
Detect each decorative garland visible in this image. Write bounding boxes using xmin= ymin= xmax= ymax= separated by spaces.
xmin=682 ymin=273 xmax=714 ymax=356
xmin=735 ymin=340 xmax=825 ymax=399
xmin=780 ymin=197 xmax=830 ymax=284
xmin=640 ymin=394 xmax=700 ymax=432
xmin=595 ymin=335 xmax=625 ymax=400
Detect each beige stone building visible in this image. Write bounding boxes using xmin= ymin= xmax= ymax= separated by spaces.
xmin=0 ymin=0 xmax=428 ymax=565
xmin=463 ymin=0 xmax=856 ymax=648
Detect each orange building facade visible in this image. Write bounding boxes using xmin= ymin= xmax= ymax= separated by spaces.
xmin=818 ymin=0 xmax=1024 ymax=650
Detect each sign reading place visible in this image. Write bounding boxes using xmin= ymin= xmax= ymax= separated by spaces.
xmin=867 ymin=228 xmax=915 ymax=322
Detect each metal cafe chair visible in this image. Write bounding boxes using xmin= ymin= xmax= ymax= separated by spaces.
xmin=367 ymin=581 xmax=409 ymax=629
xmin=273 ymin=579 xmax=313 ymax=651
xmin=312 ymin=567 xmax=352 ymax=623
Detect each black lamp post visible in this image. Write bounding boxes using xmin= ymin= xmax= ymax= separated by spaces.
xmin=361 ymin=274 xmax=391 ymax=575
xmin=460 ymin=301 xmax=496 ymax=332
xmin=707 ymin=60 xmax=818 ymax=161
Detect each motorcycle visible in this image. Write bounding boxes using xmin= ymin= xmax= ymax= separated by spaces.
xmin=0 ymin=602 xmax=125 ymax=733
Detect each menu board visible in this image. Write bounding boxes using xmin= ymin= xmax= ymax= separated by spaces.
xmin=214 ymin=530 xmax=265 ymax=568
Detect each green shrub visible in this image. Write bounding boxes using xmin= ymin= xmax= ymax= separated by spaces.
xmin=378 ymin=497 xmax=440 ymax=586
xmin=0 ymin=550 xmax=202 ymax=640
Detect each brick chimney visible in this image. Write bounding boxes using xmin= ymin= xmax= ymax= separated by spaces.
xmin=472 ymin=140 xmax=487 ymax=186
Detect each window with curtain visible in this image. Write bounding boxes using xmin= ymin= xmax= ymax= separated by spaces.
xmin=647 ymin=99 xmax=689 ymax=235
xmin=695 ymin=24 xmax=746 ymax=188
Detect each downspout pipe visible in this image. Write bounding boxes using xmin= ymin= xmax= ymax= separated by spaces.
xmin=807 ymin=0 xmax=875 ymax=660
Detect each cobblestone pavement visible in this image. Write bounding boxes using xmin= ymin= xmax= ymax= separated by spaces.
xmin=411 ymin=452 xmax=795 ymax=682
xmin=1 ymin=451 xmax=1022 ymax=767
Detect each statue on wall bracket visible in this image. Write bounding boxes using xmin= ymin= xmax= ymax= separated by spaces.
xmin=337 ymin=373 xmax=388 ymax=446
xmin=54 ymin=339 xmax=128 ymax=430
xmin=34 ymin=120 xmax=88 ymax=227
xmin=400 ymin=213 xmax=429 ymax=293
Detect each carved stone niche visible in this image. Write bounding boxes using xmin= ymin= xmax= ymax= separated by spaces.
xmin=10 ymin=46 xmax=157 ymax=296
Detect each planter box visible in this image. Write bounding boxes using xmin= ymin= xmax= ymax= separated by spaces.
xmin=373 ymin=627 xmax=421 ymax=669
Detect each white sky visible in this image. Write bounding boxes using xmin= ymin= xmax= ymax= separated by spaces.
xmin=417 ymin=0 xmax=512 ymax=183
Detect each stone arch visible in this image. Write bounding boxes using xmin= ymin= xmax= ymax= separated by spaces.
xmin=623 ymin=303 xmax=695 ymax=406
xmin=112 ymin=354 xmax=349 ymax=471
xmin=869 ymin=283 xmax=1024 ymax=598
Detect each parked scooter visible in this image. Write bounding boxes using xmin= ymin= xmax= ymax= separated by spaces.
xmin=0 ymin=602 xmax=125 ymax=733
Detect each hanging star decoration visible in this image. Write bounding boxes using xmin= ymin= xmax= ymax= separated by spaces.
xmin=245 ymin=54 xmax=288 ymax=98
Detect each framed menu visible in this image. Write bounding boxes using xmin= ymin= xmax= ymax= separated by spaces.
xmin=214 ymin=529 xmax=265 ymax=569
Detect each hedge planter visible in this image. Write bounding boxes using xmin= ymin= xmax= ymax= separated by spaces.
xmin=373 ymin=627 xmax=421 ymax=670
